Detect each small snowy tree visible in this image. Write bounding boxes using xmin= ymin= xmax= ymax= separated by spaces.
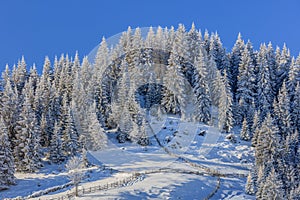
xmin=83 ymin=102 xmax=107 ymax=151
xmin=245 ymin=171 xmax=256 ymax=195
xmin=66 ymin=156 xmax=86 ymax=197
xmin=240 ymin=117 xmax=251 ymax=141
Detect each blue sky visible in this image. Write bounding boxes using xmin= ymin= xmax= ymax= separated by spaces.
xmin=0 ymin=0 xmax=300 ymax=72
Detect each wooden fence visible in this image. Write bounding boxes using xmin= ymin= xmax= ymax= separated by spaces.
xmin=45 ymin=172 xmax=142 ymax=200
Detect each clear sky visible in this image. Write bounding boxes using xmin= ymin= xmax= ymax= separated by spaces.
xmin=0 ymin=0 xmax=300 ymax=72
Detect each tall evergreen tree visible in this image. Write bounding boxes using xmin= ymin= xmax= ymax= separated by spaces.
xmin=236 ymin=45 xmax=256 ymax=125
xmin=273 ymin=81 xmax=292 ymax=139
xmin=0 ymin=116 xmax=15 ymax=190
xmin=256 ymin=44 xmax=275 ymax=119
xmin=291 ymin=83 xmax=300 ymax=132
xmin=192 ymin=49 xmax=211 ymax=123
xmin=276 ymin=44 xmax=291 ymax=94
xmin=162 ymin=24 xmax=188 ymax=117
xmin=288 ymin=55 xmax=300 ymax=107
xmin=209 ymin=33 xmax=230 ymax=73
xmin=256 ymin=168 xmax=285 ymax=199
xmin=255 ymin=113 xmax=280 ymax=169
xmin=14 ymin=81 xmax=42 ymax=172
xmin=217 ymin=70 xmax=233 ymax=132
xmin=187 ymin=22 xmax=202 ymax=64
xmin=229 ymin=33 xmax=245 ymax=99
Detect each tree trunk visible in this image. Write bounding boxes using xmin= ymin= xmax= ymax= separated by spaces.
xmin=75 ymin=183 xmax=79 ymax=196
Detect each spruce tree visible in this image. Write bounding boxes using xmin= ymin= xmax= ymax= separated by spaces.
xmin=256 ymin=44 xmax=275 ymax=119
xmin=256 ymin=168 xmax=285 ymax=199
xmin=209 ymin=33 xmax=230 ymax=73
xmin=13 ymin=80 xmax=42 ymax=172
xmin=240 ymin=117 xmax=251 ymax=141
xmin=273 ymin=81 xmax=292 ymax=139
xmin=192 ymin=49 xmax=211 ymax=123
xmin=291 ymin=83 xmax=300 ymax=133
xmin=0 ymin=116 xmax=15 ymax=190
xmin=255 ymin=113 xmax=279 ymax=169
xmin=187 ymin=22 xmax=201 ymax=64
xmin=288 ymin=55 xmax=300 ymax=100
xmin=236 ymin=45 xmax=256 ymax=125
xmin=162 ymin=24 xmax=188 ymax=117
xmin=276 ymin=44 xmax=291 ymax=94
xmin=229 ymin=33 xmax=245 ymax=99
xmin=251 ymin=110 xmax=261 ymax=147
xmin=245 ymin=171 xmax=256 ymax=195
xmin=49 ymin=121 xmax=65 ymax=163
xmin=217 ymin=70 xmax=233 ymax=132
xmin=84 ymin=102 xmax=107 ymax=151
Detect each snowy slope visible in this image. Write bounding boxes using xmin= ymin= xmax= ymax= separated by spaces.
xmin=1 ymin=115 xmax=255 ymax=200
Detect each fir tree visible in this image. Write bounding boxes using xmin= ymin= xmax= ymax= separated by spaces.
xmin=240 ymin=117 xmax=251 ymax=141
xmin=12 ymin=56 xmax=28 ymax=95
xmin=0 ymin=116 xmax=15 ymax=190
xmin=291 ymin=83 xmax=300 ymax=133
xmin=84 ymin=102 xmax=107 ymax=151
xmin=13 ymin=80 xmax=42 ymax=172
xmin=256 ymin=44 xmax=275 ymax=120
xmin=209 ymin=33 xmax=230 ymax=73
xmin=255 ymin=113 xmax=280 ymax=169
xmin=162 ymin=24 xmax=188 ymax=117
xmin=236 ymin=45 xmax=256 ymax=125
xmin=288 ymin=55 xmax=300 ymax=99
xmin=273 ymin=81 xmax=292 ymax=139
xmin=192 ymin=48 xmax=211 ymax=123
xmin=276 ymin=44 xmax=291 ymax=94
xmin=217 ymin=70 xmax=233 ymax=132
xmin=49 ymin=122 xmax=65 ymax=163
xmin=245 ymin=170 xmax=256 ymax=195
xmin=229 ymin=33 xmax=245 ymax=99
xmin=206 ymin=57 xmax=218 ymax=106
xmin=187 ymin=22 xmax=202 ymax=64
xmin=251 ymin=110 xmax=261 ymax=147
xmin=256 ymin=168 xmax=285 ymax=200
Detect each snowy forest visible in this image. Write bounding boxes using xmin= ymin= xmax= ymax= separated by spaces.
xmin=1 ymin=23 xmax=300 ymax=199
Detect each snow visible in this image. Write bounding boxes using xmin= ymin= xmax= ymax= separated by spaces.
xmin=79 ymin=172 xmax=217 ymax=200
xmin=0 ymin=115 xmax=254 ymax=200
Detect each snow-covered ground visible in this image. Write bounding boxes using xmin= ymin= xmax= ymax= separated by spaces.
xmin=1 ymin=114 xmax=255 ymax=200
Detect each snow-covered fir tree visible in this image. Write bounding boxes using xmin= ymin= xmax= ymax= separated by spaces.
xmin=236 ymin=43 xmax=256 ymax=125
xmin=13 ymin=80 xmax=42 ymax=172
xmin=192 ymin=48 xmax=211 ymax=123
xmin=162 ymin=24 xmax=188 ymax=117
xmin=256 ymin=168 xmax=285 ymax=199
xmin=217 ymin=70 xmax=233 ymax=132
xmin=81 ymin=101 xmax=107 ymax=151
xmin=273 ymin=81 xmax=292 ymax=139
xmin=49 ymin=121 xmax=65 ymax=163
xmin=229 ymin=33 xmax=245 ymax=100
xmin=256 ymin=44 xmax=276 ymax=120
xmin=291 ymin=83 xmax=300 ymax=133
xmin=240 ymin=117 xmax=251 ymax=141
xmin=0 ymin=116 xmax=15 ymax=190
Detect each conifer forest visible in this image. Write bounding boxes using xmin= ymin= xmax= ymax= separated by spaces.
xmin=1 ymin=24 xmax=300 ymax=199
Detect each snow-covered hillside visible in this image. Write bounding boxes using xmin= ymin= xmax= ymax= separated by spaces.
xmin=1 ymin=115 xmax=255 ymax=200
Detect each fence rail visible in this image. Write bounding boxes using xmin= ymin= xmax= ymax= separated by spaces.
xmin=45 ymin=172 xmax=142 ymax=200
